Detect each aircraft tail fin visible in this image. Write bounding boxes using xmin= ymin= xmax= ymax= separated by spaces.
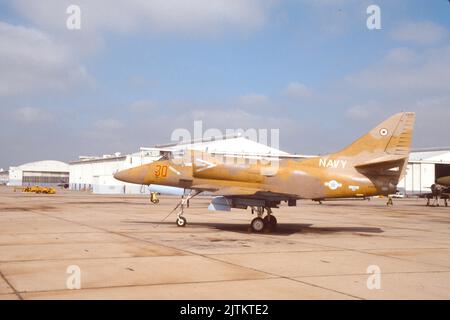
xmin=335 ymin=112 xmax=416 ymax=159
xmin=333 ymin=112 xmax=415 ymax=184
xmin=384 ymin=112 xmax=416 ymax=156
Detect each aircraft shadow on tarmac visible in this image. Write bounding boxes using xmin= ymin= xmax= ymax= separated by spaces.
xmin=123 ymin=220 xmax=383 ymax=236
xmin=308 ymin=202 xmax=373 ymax=207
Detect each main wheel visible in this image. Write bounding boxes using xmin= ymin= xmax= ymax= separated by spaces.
xmin=263 ymin=215 xmax=277 ymax=229
xmin=251 ymin=217 xmax=265 ymax=232
xmin=176 ymin=216 xmax=187 ymax=227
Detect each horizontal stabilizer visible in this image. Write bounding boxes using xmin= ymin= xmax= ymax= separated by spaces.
xmin=354 ymin=154 xmax=408 ymax=170
xmin=354 ymin=154 xmax=408 ymax=180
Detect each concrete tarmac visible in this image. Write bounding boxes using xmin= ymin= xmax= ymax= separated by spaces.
xmin=0 ymin=186 xmax=449 ymax=300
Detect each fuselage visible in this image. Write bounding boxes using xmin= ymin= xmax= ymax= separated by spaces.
xmin=113 ymin=154 xmax=392 ymax=200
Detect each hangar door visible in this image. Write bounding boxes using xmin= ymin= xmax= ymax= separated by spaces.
xmin=435 ymin=164 xmax=450 ymax=180
xmin=22 ymin=171 xmax=69 ymax=186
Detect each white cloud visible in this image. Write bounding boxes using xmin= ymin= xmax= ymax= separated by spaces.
xmin=384 ymin=47 xmax=417 ymax=65
xmin=0 ymin=22 xmax=93 ymax=97
xmin=338 ymin=43 xmax=450 ymax=149
xmin=346 ymin=45 xmax=450 ymax=96
xmin=284 ymin=82 xmax=311 ymax=99
xmin=391 ymin=21 xmax=448 ymax=46
xmin=11 ymin=0 xmax=272 ymax=37
xmin=184 ymin=107 xmax=300 ymax=150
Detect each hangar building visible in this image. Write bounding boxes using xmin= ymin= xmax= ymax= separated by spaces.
xmin=398 ymin=148 xmax=450 ymax=196
xmin=7 ymin=160 xmax=69 ymax=187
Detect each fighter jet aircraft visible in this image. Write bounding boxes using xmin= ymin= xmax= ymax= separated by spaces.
xmin=424 ymin=175 xmax=450 ymax=207
xmin=114 ymin=112 xmax=415 ymax=232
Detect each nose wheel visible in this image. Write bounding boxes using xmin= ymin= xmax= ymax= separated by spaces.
xmin=167 ymin=190 xmax=201 ymax=228
xmin=176 ymin=216 xmax=187 ymax=227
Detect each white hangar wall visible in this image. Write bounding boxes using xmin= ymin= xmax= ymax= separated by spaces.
xmin=69 ymin=150 xmax=161 ymax=194
xmin=398 ymin=149 xmax=450 ymax=195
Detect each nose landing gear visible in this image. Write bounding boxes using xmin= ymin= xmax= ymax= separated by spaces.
xmin=176 ymin=216 xmax=187 ymax=227
xmin=172 ymin=190 xmax=201 ymax=227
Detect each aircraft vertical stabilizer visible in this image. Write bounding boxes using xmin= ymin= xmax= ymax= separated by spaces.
xmin=334 ymin=112 xmax=416 ymax=159
xmin=332 ymin=112 xmax=416 ymax=184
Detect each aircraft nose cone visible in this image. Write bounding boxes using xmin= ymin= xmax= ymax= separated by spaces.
xmin=113 ymin=166 xmax=148 ymax=184
xmin=113 ymin=169 xmax=129 ymax=182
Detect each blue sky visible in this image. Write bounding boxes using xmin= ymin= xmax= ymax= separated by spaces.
xmin=0 ymin=0 xmax=450 ymax=168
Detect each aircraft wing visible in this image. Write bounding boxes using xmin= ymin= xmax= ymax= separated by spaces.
xmin=189 ymin=184 xmax=221 ymax=192
xmin=206 ymin=187 xmax=297 ymax=212
xmin=210 ymin=186 xmax=263 ymax=196
xmin=191 ymin=184 xmax=296 ymax=200
xmin=190 ymin=184 xmax=262 ymax=196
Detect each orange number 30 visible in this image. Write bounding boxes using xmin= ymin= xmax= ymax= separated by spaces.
xmin=154 ymin=165 xmax=168 ymax=177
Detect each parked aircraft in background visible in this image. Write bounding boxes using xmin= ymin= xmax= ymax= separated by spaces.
xmin=424 ymin=175 xmax=450 ymax=207
xmin=115 ymin=112 xmax=416 ymax=232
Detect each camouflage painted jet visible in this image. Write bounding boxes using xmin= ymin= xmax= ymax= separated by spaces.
xmin=114 ymin=112 xmax=415 ymax=232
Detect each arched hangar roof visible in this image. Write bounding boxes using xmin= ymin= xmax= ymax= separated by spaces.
xmin=17 ymin=160 xmax=69 ymax=172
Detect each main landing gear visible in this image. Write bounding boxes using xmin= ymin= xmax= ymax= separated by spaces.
xmin=250 ymin=206 xmax=277 ymax=232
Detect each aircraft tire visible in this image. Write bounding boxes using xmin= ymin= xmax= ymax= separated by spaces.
xmin=251 ymin=217 xmax=265 ymax=232
xmin=264 ymin=215 xmax=277 ymax=229
xmin=176 ymin=217 xmax=187 ymax=227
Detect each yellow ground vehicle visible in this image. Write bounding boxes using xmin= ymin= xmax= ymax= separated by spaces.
xmin=22 ymin=186 xmax=56 ymax=194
